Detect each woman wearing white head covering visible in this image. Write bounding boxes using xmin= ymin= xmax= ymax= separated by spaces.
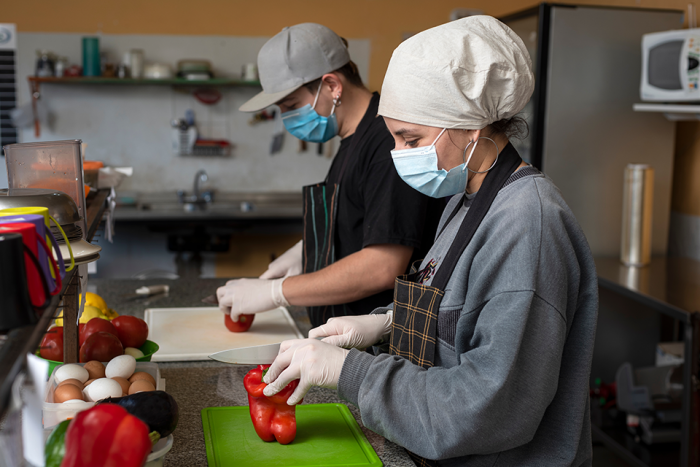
xmin=263 ymin=16 xmax=598 ymax=466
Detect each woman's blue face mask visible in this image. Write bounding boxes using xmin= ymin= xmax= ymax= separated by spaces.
xmin=281 ymin=83 xmax=338 ymax=143
xmin=391 ymin=129 xmax=479 ymax=198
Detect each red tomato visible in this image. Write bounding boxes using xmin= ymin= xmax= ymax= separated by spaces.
xmin=78 ymin=323 xmax=86 ymax=346
xmin=40 ymin=326 xmax=64 ymax=362
xmin=111 ymin=316 xmax=149 ymax=348
xmin=82 ymin=318 xmax=118 ymax=347
xmin=79 ymin=332 xmax=124 ymax=362
xmin=224 ymin=314 xmax=255 ymax=332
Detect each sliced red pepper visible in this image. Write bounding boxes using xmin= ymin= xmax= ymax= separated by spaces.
xmin=243 ymin=364 xmax=301 ymax=445
xmin=61 ymin=404 xmax=152 ymax=467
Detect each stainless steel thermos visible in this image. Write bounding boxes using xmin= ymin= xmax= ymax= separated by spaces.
xmin=620 ymin=164 xmax=654 ymax=267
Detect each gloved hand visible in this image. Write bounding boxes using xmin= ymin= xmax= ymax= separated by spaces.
xmin=217 ymin=278 xmax=289 ymax=321
xmin=308 ymin=313 xmax=392 ymax=350
xmin=262 ymin=339 xmax=349 ymax=405
xmin=260 ymin=240 xmax=303 ymax=279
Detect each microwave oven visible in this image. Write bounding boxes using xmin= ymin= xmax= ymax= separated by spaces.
xmin=641 ymin=28 xmax=700 ymax=102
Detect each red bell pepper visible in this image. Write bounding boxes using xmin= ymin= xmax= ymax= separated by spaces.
xmin=243 ymin=364 xmax=301 ymax=445
xmin=61 ymin=404 xmax=152 ymax=467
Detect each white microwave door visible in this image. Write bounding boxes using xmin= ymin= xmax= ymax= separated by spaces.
xmin=641 ymin=30 xmax=700 ymax=101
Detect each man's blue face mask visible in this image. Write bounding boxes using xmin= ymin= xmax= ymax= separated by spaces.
xmin=281 ymin=82 xmax=338 ymax=143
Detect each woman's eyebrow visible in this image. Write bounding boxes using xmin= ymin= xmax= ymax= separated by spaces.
xmin=394 ymin=128 xmax=419 ymax=136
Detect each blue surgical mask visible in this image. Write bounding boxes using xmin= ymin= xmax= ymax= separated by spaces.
xmin=391 ymin=129 xmax=479 ymax=198
xmin=281 ymin=83 xmax=338 ymax=143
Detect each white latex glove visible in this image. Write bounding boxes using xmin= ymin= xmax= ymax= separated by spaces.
xmin=308 ymin=313 xmax=393 ymax=350
xmin=259 ymin=240 xmax=303 ymax=279
xmin=217 ymin=278 xmax=289 ymax=321
xmin=262 ymin=338 xmax=349 ymax=405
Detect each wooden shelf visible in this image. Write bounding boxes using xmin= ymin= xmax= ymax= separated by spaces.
xmin=633 ymin=103 xmax=700 ymax=121
xmin=27 ymin=76 xmax=261 ymax=87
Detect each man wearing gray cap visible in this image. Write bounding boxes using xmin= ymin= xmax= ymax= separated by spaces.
xmin=217 ymin=23 xmax=443 ymax=328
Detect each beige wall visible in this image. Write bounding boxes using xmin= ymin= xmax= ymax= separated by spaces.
xmin=5 ymin=0 xmax=700 ymax=216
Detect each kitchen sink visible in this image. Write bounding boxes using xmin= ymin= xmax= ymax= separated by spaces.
xmin=115 ymin=191 xmax=303 ymax=220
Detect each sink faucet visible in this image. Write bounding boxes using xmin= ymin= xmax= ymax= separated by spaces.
xmin=177 ymin=169 xmax=214 ymax=209
xmin=194 ymin=170 xmax=208 ymax=199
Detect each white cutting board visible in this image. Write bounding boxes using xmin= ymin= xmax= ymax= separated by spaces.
xmin=143 ymin=307 xmax=303 ymax=362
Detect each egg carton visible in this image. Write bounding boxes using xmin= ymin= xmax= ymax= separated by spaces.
xmin=42 ymin=362 xmax=164 ymax=430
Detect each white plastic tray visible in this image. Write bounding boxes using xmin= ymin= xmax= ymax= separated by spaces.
xmin=144 ymin=306 xmax=303 ymax=362
xmin=43 ymin=362 xmax=163 ymax=430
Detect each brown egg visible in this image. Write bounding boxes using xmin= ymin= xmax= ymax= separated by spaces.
xmin=129 ymin=372 xmax=156 ymax=387
xmin=83 ymin=379 xmax=96 ymax=388
xmin=83 ymin=361 xmax=106 ymax=380
xmin=54 ymin=384 xmax=84 ymax=403
xmin=58 ymin=378 xmax=83 ymax=389
xmin=128 ymin=380 xmax=155 ymax=395
xmin=111 ymin=377 xmax=131 ymax=395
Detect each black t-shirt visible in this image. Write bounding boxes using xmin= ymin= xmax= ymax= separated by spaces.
xmin=325 ymin=94 xmax=445 ymax=315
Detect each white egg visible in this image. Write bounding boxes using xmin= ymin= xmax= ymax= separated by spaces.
xmin=86 ymin=378 xmax=122 ymax=402
xmin=55 ymin=364 xmax=89 ymax=384
xmin=124 ymin=347 xmax=144 ymax=359
xmin=63 ymin=399 xmax=87 ymax=406
xmin=105 ymin=355 xmax=136 ymax=379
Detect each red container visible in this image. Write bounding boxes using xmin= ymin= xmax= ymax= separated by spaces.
xmin=0 ymin=223 xmax=60 ymax=308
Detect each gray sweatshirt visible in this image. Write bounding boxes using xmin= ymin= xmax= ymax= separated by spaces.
xmin=337 ymin=170 xmax=598 ymax=466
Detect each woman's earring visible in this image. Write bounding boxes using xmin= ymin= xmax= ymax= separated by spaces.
xmin=333 ymin=94 xmax=342 ymax=107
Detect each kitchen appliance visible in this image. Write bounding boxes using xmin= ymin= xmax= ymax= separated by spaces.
xmin=0 ymin=233 xmax=36 ymax=331
xmin=202 ymin=404 xmax=382 ymax=467
xmin=0 ymin=188 xmax=101 ymax=265
xmin=0 ymin=223 xmax=60 ymax=308
xmin=641 ymin=28 xmax=700 ymax=102
xmin=143 ymin=307 xmax=302 ymax=362
xmin=0 ymin=214 xmax=65 ymax=284
xmin=500 ymin=4 xmax=682 ymax=257
xmin=3 ymin=140 xmax=88 ymax=236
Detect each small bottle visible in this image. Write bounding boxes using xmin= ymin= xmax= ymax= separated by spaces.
xmin=129 ymin=49 xmax=144 ymax=79
xmin=35 ymin=49 xmax=55 ymax=77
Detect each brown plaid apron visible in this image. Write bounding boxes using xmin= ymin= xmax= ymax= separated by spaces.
xmin=303 ymin=93 xmax=380 ymax=328
xmin=389 ymin=143 xmax=522 ymax=466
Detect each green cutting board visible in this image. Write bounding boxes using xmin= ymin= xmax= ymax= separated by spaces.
xmin=201 ymin=403 xmax=382 ymax=467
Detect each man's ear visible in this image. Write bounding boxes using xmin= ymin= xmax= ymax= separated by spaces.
xmin=321 ymin=73 xmax=343 ymax=99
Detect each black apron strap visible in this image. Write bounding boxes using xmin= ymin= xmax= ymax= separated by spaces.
xmin=430 ymin=143 xmax=522 ymax=291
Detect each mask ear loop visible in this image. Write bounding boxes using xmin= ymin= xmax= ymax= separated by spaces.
xmin=312 ymin=81 xmax=323 ymax=109
xmin=462 ymin=136 xmax=500 ymax=174
xmin=312 ymin=81 xmax=339 ymax=117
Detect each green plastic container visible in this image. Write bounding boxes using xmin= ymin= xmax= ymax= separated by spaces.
xmin=201 ymin=403 xmax=382 ymax=467
xmin=37 ymin=339 xmax=159 ymax=379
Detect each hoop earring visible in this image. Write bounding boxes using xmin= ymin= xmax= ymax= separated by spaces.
xmin=462 ymin=137 xmax=500 ymax=174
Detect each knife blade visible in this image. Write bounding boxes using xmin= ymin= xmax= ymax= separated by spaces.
xmin=208 ymin=337 xmax=323 ymax=365
xmin=209 ymin=342 xmax=281 ymax=365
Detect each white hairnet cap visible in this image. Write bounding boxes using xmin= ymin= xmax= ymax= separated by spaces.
xmin=378 ymin=16 xmax=535 ymax=130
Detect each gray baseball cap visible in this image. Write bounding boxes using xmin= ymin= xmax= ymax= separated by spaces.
xmin=239 ymin=23 xmax=351 ymax=112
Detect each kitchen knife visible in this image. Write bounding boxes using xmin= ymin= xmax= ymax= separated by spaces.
xmin=209 ymin=342 xmax=281 ymax=365
xmin=201 ymin=294 xmax=218 ymax=305
xmin=209 ymin=337 xmax=323 ymax=365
